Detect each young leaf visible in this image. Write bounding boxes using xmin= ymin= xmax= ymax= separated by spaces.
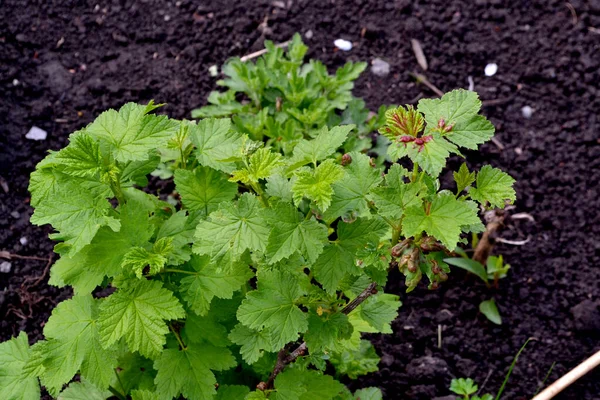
xmin=228 ymin=324 xmax=273 ymax=364
xmin=304 ymin=312 xmax=353 ymax=354
xmin=352 ymin=387 xmax=383 ymax=400
xmin=86 ymin=101 xmax=179 ymax=162
xmin=369 ymin=164 xmax=424 ymax=220
xmin=479 ymin=298 xmax=502 ymax=325
xmin=313 ymin=218 xmax=388 ymax=293
xmin=359 ymin=293 xmax=402 ymax=333
xmin=323 ymin=152 xmax=383 ymax=221
xmin=418 ymin=89 xmax=495 ymax=149
xmin=179 ymin=254 xmax=252 ymax=316
xmin=98 ymin=280 xmax=185 ymax=359
xmin=379 ymin=105 xmax=424 ymax=139
xmin=230 ymin=147 xmax=284 ymax=184
xmin=35 ymin=296 xmax=117 ymax=394
xmin=292 ymin=159 xmax=345 ymax=211
xmin=153 ymin=343 xmax=235 ymax=400
xmin=444 ymin=257 xmax=489 ymax=285
xmin=454 ymin=163 xmax=476 ymax=195
xmin=54 ymin=132 xmax=104 ymax=179
xmin=469 ymin=165 xmax=516 ymax=208
xmin=174 ymin=167 xmax=238 ymax=215
xmin=273 ymin=368 xmax=345 ymax=400
xmin=122 ymin=237 xmax=173 ymax=278
xmin=188 ymin=118 xmax=244 ymax=173
xmin=237 ymin=270 xmax=309 ymax=349
xmin=58 ymin=379 xmax=112 ymax=400
xmin=287 ymin=125 xmax=354 ymax=169
xmin=49 ymin=201 xmax=154 ymax=293
xmin=30 ymin=179 xmax=119 ymax=256
xmin=263 ymin=201 xmax=328 ymax=264
xmin=194 ymin=194 xmax=269 ymax=261
xmin=330 ymin=339 xmax=379 ymax=379
xmin=0 ymin=332 xmax=40 ymax=400
xmin=402 ymin=194 xmax=480 ymax=250
xmin=450 ymin=377 xmax=478 ymax=396
xmin=387 ymin=132 xmax=458 ymax=178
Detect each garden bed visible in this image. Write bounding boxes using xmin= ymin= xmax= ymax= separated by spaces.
xmin=1 ymin=0 xmax=599 ymax=398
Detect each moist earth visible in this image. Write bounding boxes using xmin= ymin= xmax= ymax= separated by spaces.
xmin=1 ymin=1 xmax=599 ymax=399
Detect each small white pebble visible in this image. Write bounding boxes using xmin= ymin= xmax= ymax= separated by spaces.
xmin=305 ymin=30 xmax=313 ymax=39
xmin=10 ymin=211 xmax=20 ymax=219
xmin=12 ymin=79 xmax=19 ymax=86
xmin=521 ymin=105 xmax=534 ymax=119
xmin=208 ymin=65 xmax=218 ymax=77
xmin=20 ymin=237 xmax=28 ymax=245
xmin=484 ymin=63 xmax=498 ymax=77
xmin=164 ymin=15 xmax=171 ymax=22
xmin=175 ymin=1 xmax=182 ymax=6
xmin=370 ymin=58 xmax=390 ymax=77
xmin=25 ymin=126 xmax=47 ymax=141
xmin=334 ymin=39 xmax=352 ymax=51
xmin=515 ymin=147 xmax=523 ymax=155
xmin=0 ymin=261 xmax=11 ymax=273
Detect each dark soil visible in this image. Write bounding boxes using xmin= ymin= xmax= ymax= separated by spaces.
xmin=1 ymin=0 xmax=599 ymax=399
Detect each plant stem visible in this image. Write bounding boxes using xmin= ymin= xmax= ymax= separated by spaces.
xmin=263 ymin=281 xmax=379 ymax=389
xmin=251 ymin=182 xmax=270 ymax=207
xmin=162 ymin=268 xmax=197 ymax=275
xmin=108 ymin=386 xmax=126 ymax=400
xmin=391 ymin=227 xmax=401 ymax=246
xmin=170 ymin=323 xmax=187 ymax=350
xmin=110 ymin=174 xmax=126 ymax=205
xmin=411 ymin=162 xmax=419 ymax=182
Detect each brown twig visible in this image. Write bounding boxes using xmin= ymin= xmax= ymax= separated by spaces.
xmin=0 ymin=250 xmax=49 ymax=262
xmin=410 ymin=72 xmax=444 ymax=97
xmin=473 ymin=210 xmax=505 ymax=264
xmin=240 ymin=40 xmax=290 ymax=62
xmin=263 ymin=282 xmax=379 ymax=389
xmin=410 ymin=39 xmax=428 ymax=71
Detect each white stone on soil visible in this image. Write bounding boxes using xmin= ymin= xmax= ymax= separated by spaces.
xmin=334 ymin=39 xmax=352 ymax=51
xmin=25 ymin=126 xmax=47 ymax=141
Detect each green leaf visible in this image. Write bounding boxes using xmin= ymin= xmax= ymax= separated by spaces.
xmin=34 ymin=296 xmax=117 ymax=395
xmin=179 ymin=254 xmax=252 ymax=316
xmin=189 ymin=118 xmax=244 ymax=173
xmin=263 ymin=202 xmax=328 ymax=264
xmin=122 ymin=237 xmax=173 ymax=278
xmin=369 ymin=164 xmax=424 ymax=220
xmin=54 ymin=132 xmax=104 ymax=179
xmin=480 ymin=298 xmax=502 ymax=325
xmin=86 ymin=101 xmax=178 ymax=162
xmin=174 ymin=167 xmax=238 ymax=215
xmin=379 ymin=105 xmax=424 ymax=139
xmin=194 ymin=193 xmax=269 ymax=261
xmin=130 ymin=390 xmax=160 ymax=400
xmin=216 ymin=385 xmax=251 ymax=400
xmin=231 ymin=147 xmax=284 ymax=184
xmin=287 ymin=125 xmax=353 ymax=169
xmin=114 ymin=352 xmax=156 ymax=394
xmin=402 ymin=193 xmax=481 ymax=249
xmin=58 ymin=379 xmax=112 ymax=400
xmin=228 ymin=324 xmax=273 ymax=364
xmin=330 ymin=340 xmax=379 ymax=379
xmin=313 ymin=218 xmax=388 ymax=293
xmin=454 ymin=163 xmax=476 ymax=195
xmin=274 ymin=369 xmax=345 ymax=400
xmin=323 ymin=152 xmax=382 ymax=221
xmin=417 ymin=89 xmax=494 ymax=149
xmin=292 ymin=159 xmax=345 ymax=211
xmin=353 ymin=388 xmax=383 ymax=400
xmin=153 ymin=343 xmax=235 ymax=400
xmin=98 ymin=280 xmax=185 ymax=359
xmin=30 ymin=178 xmax=118 ymax=256
xmin=0 ymin=332 xmax=40 ymax=400
xmin=469 ymin=165 xmax=516 ymax=208
xmin=444 ymin=257 xmax=489 ymax=284
xmin=237 ymin=270 xmax=309 ymax=349
xmin=183 ymin=312 xmax=231 ymax=348
xmin=359 ymin=293 xmax=401 ymax=333
xmin=305 ymin=312 xmax=353 ymax=354
xmin=450 ymin=378 xmax=478 ymax=396
xmin=49 ymin=201 xmax=154 ymax=294
xmin=387 ymin=132 xmax=458 ymax=178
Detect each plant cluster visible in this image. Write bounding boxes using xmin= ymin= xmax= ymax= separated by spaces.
xmin=0 ymin=38 xmax=515 ymax=400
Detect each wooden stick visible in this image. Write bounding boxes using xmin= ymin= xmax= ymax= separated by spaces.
xmin=532 ymin=350 xmax=600 ymax=400
xmin=240 ymin=40 xmax=290 ymax=62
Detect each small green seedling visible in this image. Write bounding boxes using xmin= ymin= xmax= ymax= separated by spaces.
xmin=450 ymin=378 xmax=493 ymax=400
